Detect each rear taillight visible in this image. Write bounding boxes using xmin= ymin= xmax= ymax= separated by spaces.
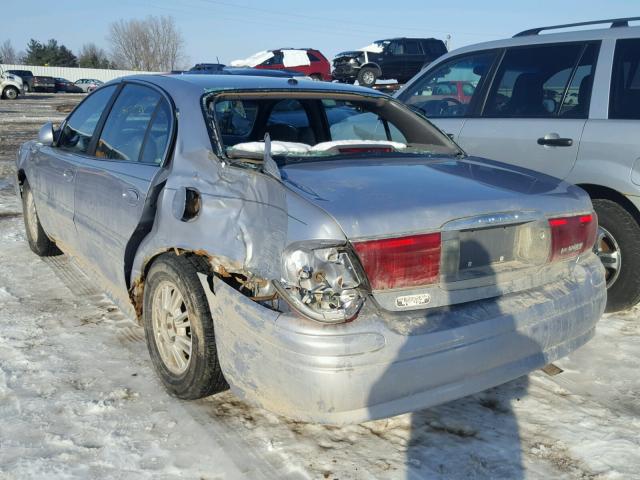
xmin=548 ymin=213 xmax=597 ymax=262
xmin=352 ymin=232 xmax=441 ymax=290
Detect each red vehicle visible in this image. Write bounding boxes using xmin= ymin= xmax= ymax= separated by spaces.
xmin=231 ymin=48 xmax=332 ymax=81
xmin=425 ymin=80 xmax=475 ymax=103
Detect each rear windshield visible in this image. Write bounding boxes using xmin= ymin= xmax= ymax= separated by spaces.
xmin=204 ymin=93 xmax=458 ymax=163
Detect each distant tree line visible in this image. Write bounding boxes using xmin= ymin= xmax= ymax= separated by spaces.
xmin=0 ymin=15 xmax=187 ymax=71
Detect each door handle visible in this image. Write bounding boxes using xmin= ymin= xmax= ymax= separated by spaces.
xmin=122 ymin=188 xmax=140 ymax=206
xmin=537 ymin=134 xmax=573 ymax=147
xmin=62 ymin=169 xmax=75 ymax=181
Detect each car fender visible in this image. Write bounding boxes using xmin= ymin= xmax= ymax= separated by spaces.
xmin=361 ymin=62 xmax=382 ymax=76
xmin=128 ymin=149 xmax=347 ymax=318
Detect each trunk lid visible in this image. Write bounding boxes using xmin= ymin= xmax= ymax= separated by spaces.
xmin=280 ymin=155 xmax=594 ymax=311
xmin=280 ymin=156 xmax=591 ymax=240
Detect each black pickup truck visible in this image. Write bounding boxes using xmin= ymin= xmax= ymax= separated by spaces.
xmin=332 ymin=37 xmax=447 ymax=86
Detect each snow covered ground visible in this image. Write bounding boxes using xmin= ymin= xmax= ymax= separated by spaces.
xmin=0 ymin=95 xmax=639 ymax=480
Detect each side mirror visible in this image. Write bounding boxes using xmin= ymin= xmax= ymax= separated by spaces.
xmin=38 ymin=122 xmax=54 ymax=146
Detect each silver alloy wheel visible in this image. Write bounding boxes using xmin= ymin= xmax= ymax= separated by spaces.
xmin=25 ymin=189 xmax=39 ymax=241
xmin=152 ymin=280 xmax=192 ymax=375
xmin=361 ymin=71 xmax=375 ymax=85
xmin=5 ymin=87 xmax=18 ymax=100
xmin=594 ymin=226 xmax=621 ymax=288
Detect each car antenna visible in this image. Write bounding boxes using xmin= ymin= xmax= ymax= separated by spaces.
xmin=263 ymin=133 xmax=281 ymax=179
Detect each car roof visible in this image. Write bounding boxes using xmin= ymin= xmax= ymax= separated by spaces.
xmin=445 ymin=24 xmax=640 ymax=57
xmin=377 ymin=37 xmax=440 ymax=42
xmin=109 ymin=74 xmax=388 ymax=98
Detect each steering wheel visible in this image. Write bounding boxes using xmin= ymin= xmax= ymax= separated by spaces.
xmin=437 ymin=97 xmax=462 ymax=115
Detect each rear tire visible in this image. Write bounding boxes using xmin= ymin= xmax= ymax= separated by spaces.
xmin=592 ymin=199 xmax=640 ymax=312
xmin=143 ymin=254 xmax=228 ymax=399
xmin=21 ymin=181 xmax=60 ymax=256
xmin=357 ymin=67 xmax=378 ymax=87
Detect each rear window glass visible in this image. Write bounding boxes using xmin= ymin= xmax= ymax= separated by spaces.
xmin=205 ymin=94 xmax=457 ymax=163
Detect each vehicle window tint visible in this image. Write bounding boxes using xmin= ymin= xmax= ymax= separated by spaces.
xmin=263 ymin=51 xmax=283 ymax=66
xmin=95 ymin=84 xmax=161 ymax=162
xmin=560 ymin=43 xmax=598 ymax=118
xmin=388 ymin=41 xmax=404 ymax=56
xmin=400 ymin=51 xmax=496 ymax=117
xmin=57 ymin=85 xmax=117 ymax=154
xmin=214 ymin=99 xmax=258 ymax=138
xmin=308 ymin=52 xmax=320 ymax=62
xmin=140 ymin=99 xmax=172 ymax=165
xmin=484 ymin=43 xmax=583 ymax=118
xmin=405 ymin=41 xmax=422 ymax=55
xmin=610 ymin=38 xmax=640 ymax=120
xmin=323 ymin=99 xmax=407 ymax=143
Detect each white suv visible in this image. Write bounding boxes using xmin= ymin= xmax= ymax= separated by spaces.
xmin=1 ymin=69 xmax=24 ymax=99
xmin=397 ymin=17 xmax=640 ymax=312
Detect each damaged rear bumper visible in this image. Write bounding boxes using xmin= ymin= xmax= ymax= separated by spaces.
xmin=200 ymin=253 xmax=606 ymax=424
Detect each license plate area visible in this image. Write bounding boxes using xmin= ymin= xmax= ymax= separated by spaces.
xmin=458 ymin=226 xmax=516 ymax=271
xmin=440 ymin=212 xmax=551 ymax=286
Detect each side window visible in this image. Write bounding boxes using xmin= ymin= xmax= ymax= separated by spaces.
xmin=405 ymin=41 xmax=422 ymax=55
xmin=484 ymin=43 xmax=584 ymax=118
xmin=308 ymin=52 xmax=320 ymax=62
xmin=266 ymin=99 xmax=314 ymax=144
xmin=140 ymin=99 xmax=172 ymax=165
xmin=560 ymin=43 xmax=598 ymax=118
xmin=95 ymin=84 xmax=161 ymax=162
xmin=399 ymin=51 xmax=496 ymax=117
xmin=57 ymin=85 xmax=117 ymax=154
xmin=323 ymin=100 xmax=407 ymax=143
xmin=610 ymin=38 xmax=640 ymax=120
xmin=263 ymin=51 xmax=283 ymax=66
xmin=388 ymin=41 xmax=404 ymax=56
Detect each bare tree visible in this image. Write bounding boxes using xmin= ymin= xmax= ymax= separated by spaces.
xmin=0 ymin=40 xmax=18 ymax=64
xmin=78 ymin=43 xmax=114 ymax=69
xmin=107 ymin=16 xmax=186 ymax=71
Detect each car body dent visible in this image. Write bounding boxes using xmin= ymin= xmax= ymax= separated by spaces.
xmin=198 ymin=253 xmax=605 ymax=424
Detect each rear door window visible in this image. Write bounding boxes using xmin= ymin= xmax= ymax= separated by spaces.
xmin=483 ymin=43 xmax=584 ymax=118
xmin=57 ymin=85 xmax=117 ymax=154
xmin=405 ymin=41 xmax=423 ymax=55
xmin=609 ymin=38 xmax=640 ymax=120
xmin=95 ymin=84 xmax=163 ymax=162
xmin=559 ymin=43 xmax=598 ymax=118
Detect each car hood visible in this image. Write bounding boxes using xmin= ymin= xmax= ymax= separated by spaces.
xmin=280 ymin=156 xmax=592 ymax=239
xmin=334 ymin=51 xmax=363 ymax=60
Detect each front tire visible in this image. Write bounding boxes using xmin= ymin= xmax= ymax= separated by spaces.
xmin=21 ymin=181 xmax=59 ymax=256
xmin=357 ymin=67 xmax=378 ymax=87
xmin=3 ymin=86 xmax=18 ymax=100
xmin=592 ymin=199 xmax=640 ymax=312
xmin=143 ymin=254 xmax=228 ymax=399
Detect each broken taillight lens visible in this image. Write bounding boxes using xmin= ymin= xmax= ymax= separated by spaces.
xmin=548 ymin=213 xmax=597 ymax=262
xmin=352 ymin=233 xmax=441 ymax=290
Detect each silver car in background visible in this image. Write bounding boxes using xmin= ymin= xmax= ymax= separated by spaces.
xmin=398 ymin=17 xmax=640 ymax=312
xmin=74 ymin=78 xmax=103 ymax=92
xmin=15 ymin=75 xmax=605 ymax=424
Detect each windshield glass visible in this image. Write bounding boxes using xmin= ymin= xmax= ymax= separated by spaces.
xmin=205 ymin=93 xmax=459 ymax=164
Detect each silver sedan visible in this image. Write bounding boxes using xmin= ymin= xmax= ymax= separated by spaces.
xmin=15 ymin=75 xmax=606 ymax=424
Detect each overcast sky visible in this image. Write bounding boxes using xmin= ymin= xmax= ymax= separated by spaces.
xmin=4 ymin=0 xmax=639 ymax=66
